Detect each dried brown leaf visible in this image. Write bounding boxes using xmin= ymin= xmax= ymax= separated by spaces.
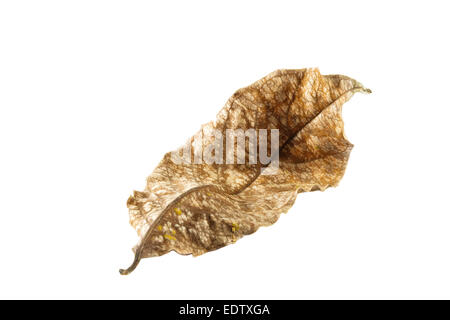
xmin=120 ymin=68 xmax=370 ymax=275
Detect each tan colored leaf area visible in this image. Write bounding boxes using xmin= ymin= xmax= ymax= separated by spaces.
xmin=120 ymin=68 xmax=370 ymax=275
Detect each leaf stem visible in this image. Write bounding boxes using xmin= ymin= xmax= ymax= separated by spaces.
xmin=119 ymin=246 xmax=143 ymax=275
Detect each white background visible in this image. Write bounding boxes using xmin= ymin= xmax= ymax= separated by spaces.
xmin=1 ymin=1 xmax=449 ymax=299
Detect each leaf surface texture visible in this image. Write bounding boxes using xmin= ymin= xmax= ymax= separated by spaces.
xmin=120 ymin=68 xmax=370 ymax=275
